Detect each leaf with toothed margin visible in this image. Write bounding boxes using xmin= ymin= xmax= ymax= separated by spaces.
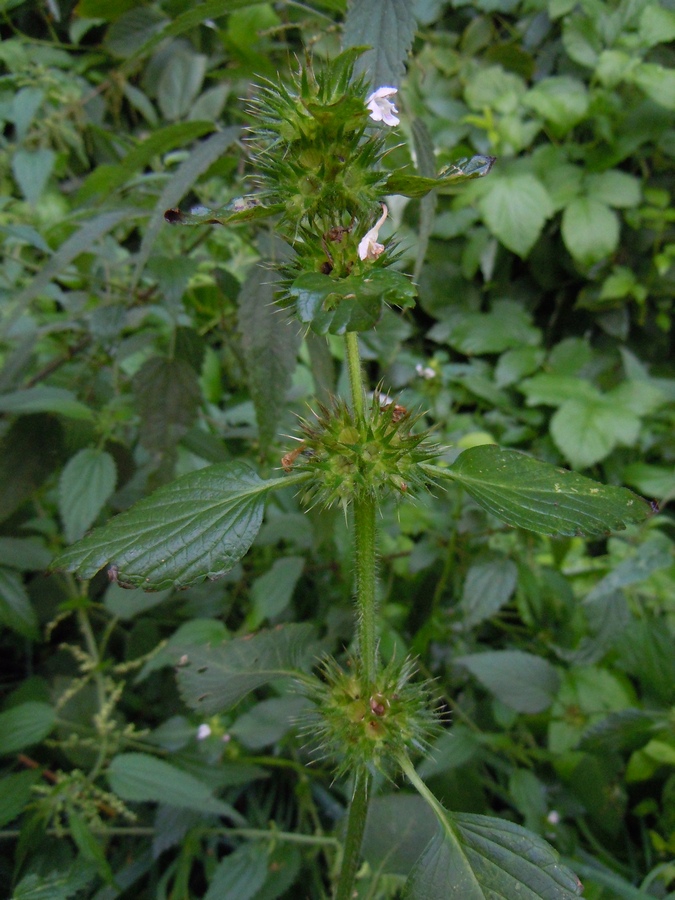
xmin=164 ymin=198 xmax=284 ymax=227
xmin=424 ymin=445 xmax=653 ymax=537
xmin=289 ymin=270 xmax=416 ymax=335
xmin=175 ymin=623 xmax=319 ymax=714
xmin=385 ymin=155 xmax=496 ymax=199
xmin=51 ymin=462 xmax=308 ymax=591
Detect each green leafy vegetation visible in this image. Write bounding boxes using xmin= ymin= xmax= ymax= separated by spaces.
xmin=1 ymin=0 xmax=674 ymax=898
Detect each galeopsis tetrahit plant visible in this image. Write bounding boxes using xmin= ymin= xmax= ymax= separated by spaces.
xmin=55 ymin=47 xmax=652 ymax=900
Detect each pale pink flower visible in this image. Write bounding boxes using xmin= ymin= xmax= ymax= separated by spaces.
xmin=196 ymin=724 xmax=212 ymax=740
xmin=358 ymin=204 xmax=388 ymax=261
xmin=366 ymin=87 xmax=399 ymax=126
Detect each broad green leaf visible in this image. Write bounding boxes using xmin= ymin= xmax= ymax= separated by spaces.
xmin=11 ymin=864 xmax=96 ymax=900
xmin=442 ymin=300 xmax=541 ymax=355
xmin=10 ymin=87 xmax=44 ymax=141
xmin=561 ymin=198 xmax=619 ymax=266
xmin=251 ymin=556 xmax=305 ymax=625
xmin=494 ymin=347 xmax=545 ymax=388
xmin=0 ymin=701 xmax=56 ymax=755
xmin=585 ymin=537 xmax=672 ymax=604
xmin=342 ymin=0 xmax=417 ymax=88
xmin=0 ymin=568 xmax=38 ymax=638
xmin=519 ymin=374 xmax=597 ymax=406
xmin=456 ymin=650 xmax=560 ymax=713
xmin=204 ymin=843 xmax=269 ymax=900
xmin=362 ymin=794 xmax=438 ymax=876
xmin=548 ymin=667 xmax=634 ymax=753
xmin=479 ymin=174 xmax=553 ymax=258
xmin=0 ymin=770 xmax=41 ymax=828
xmin=104 ymin=584 xmax=173 ymax=620
xmin=107 ymin=752 xmax=244 ymax=821
xmin=0 ymin=416 xmax=65 ymax=524
xmin=157 ymin=48 xmax=207 ymax=121
xmin=385 ymin=155 xmax=496 ymax=198
xmin=52 ymin=462 xmax=307 ymax=590
xmin=460 ymin=555 xmax=518 ymax=628
xmin=11 ymin=148 xmax=55 ymax=205
xmin=0 ymin=387 xmax=93 ymax=421
xmin=238 ymin=267 xmax=301 ymax=448
xmin=428 ymin=444 xmax=652 ymax=536
xmin=231 ymin=696 xmax=311 ymax=750
xmin=586 ymin=171 xmax=641 ymax=208
xmin=0 ymin=537 xmax=51 ymax=570
xmin=105 ymin=7 xmax=168 ymax=57
xmin=176 ymin=622 xmax=319 ymax=714
xmin=289 ymin=270 xmax=416 ymax=335
xmin=59 ymin=449 xmax=117 ymax=544
xmin=638 ymin=4 xmax=675 ymax=47
xmin=622 ymin=462 xmax=675 ymax=502
xmin=630 ymin=62 xmax=675 ymax=110
xmin=404 ymin=813 xmax=582 ymax=899
xmin=133 ymin=357 xmax=201 ymax=454
xmin=523 ymin=76 xmax=588 ymax=134
xmin=135 ymin=127 xmax=240 ymax=279
xmin=550 ymin=397 xmax=640 ymax=468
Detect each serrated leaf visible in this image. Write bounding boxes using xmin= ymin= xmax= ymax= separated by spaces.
xmin=404 ymin=807 xmax=583 ymax=900
xmin=443 ymin=300 xmax=541 ymax=355
xmin=52 ymin=462 xmax=305 ymax=590
xmin=133 ymin=357 xmax=201 ymax=455
xmin=386 ymin=155 xmax=496 ymax=198
xmin=561 ymin=198 xmax=619 ymax=267
xmin=238 ymin=267 xmax=301 ymax=448
xmin=59 ymin=449 xmax=117 ymax=544
xmin=0 ymin=702 xmax=56 ymax=755
xmin=107 ymin=753 xmax=244 ymax=821
xmin=176 ymin=623 xmax=318 ymax=714
xmin=0 ymin=415 xmax=65 ymax=524
xmin=456 ymin=650 xmax=560 ymax=713
xmin=461 ymin=555 xmax=518 ymax=628
xmin=0 ymin=568 xmax=38 ymax=638
xmin=479 ymin=174 xmax=553 ymax=258
xmin=11 ymin=864 xmax=96 ymax=900
xmin=343 ymin=0 xmax=417 ymax=88
xmin=428 ymin=445 xmax=652 ymax=536
xmin=0 ymin=387 xmax=93 ymax=421
xmin=289 ymin=270 xmax=415 ymax=335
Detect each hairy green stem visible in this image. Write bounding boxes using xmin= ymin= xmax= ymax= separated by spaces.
xmin=334 ymin=332 xmax=379 ymax=900
xmin=353 ymin=494 xmax=378 ymax=683
xmin=335 ymin=766 xmax=372 ymax=900
xmin=345 ymin=331 xmax=365 ymax=421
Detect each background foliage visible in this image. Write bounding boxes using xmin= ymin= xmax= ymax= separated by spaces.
xmin=0 ymin=0 xmax=674 ymax=897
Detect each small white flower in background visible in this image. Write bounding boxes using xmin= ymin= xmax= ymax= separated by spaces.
xmin=197 ymin=724 xmax=212 ymax=740
xmin=416 ymin=364 xmax=436 ymax=380
xmin=366 ymin=87 xmax=399 ymax=126
xmin=546 ymin=810 xmax=561 ymax=825
xmin=358 ymin=203 xmax=388 ymax=261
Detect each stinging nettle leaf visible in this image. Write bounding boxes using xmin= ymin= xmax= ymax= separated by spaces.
xmin=426 ymin=445 xmax=652 ymax=537
xmin=343 ymin=0 xmax=417 ymax=89
xmin=238 ymin=267 xmax=301 ymax=449
xmin=52 ymin=462 xmax=308 ymax=590
xmin=59 ymin=449 xmax=117 ymax=544
xmin=176 ymin=623 xmax=319 ymax=714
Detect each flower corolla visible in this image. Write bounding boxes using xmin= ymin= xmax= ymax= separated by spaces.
xmin=358 ymin=204 xmax=388 ymax=261
xmin=366 ymin=87 xmax=399 ymax=126
xmin=196 ymin=724 xmax=212 ymax=740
